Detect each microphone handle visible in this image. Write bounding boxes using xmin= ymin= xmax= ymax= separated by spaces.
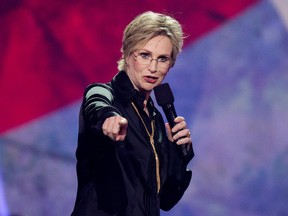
xmin=163 ymin=104 xmax=188 ymax=157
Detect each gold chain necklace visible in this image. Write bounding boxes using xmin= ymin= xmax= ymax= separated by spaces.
xmin=131 ymin=102 xmax=161 ymax=193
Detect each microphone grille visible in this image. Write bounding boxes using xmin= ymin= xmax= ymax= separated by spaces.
xmin=154 ymin=83 xmax=174 ymax=106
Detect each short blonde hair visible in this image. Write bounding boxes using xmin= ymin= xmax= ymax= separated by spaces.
xmin=117 ymin=11 xmax=184 ymax=71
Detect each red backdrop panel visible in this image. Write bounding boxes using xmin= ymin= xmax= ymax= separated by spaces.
xmin=0 ymin=0 xmax=258 ymax=133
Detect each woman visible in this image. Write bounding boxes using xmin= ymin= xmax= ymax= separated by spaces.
xmin=71 ymin=11 xmax=194 ymax=216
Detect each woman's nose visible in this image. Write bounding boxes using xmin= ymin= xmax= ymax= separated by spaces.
xmin=148 ymin=59 xmax=158 ymax=72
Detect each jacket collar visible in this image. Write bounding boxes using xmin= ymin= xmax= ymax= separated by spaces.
xmin=111 ymin=71 xmax=154 ymax=111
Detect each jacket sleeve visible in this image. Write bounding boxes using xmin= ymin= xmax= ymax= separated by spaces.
xmin=82 ymin=83 xmax=121 ymax=131
xmin=160 ymin=139 xmax=194 ymax=211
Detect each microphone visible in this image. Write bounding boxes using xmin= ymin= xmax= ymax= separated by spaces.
xmin=154 ymin=83 xmax=188 ymax=157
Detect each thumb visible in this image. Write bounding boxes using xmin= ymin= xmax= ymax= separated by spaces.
xmin=118 ymin=117 xmax=128 ymax=127
xmin=116 ymin=117 xmax=128 ymax=141
xmin=165 ymin=123 xmax=173 ymax=142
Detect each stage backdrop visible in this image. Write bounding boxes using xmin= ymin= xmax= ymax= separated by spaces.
xmin=1 ymin=0 xmax=288 ymax=215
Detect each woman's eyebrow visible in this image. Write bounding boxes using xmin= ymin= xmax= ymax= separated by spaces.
xmin=137 ymin=49 xmax=170 ymax=57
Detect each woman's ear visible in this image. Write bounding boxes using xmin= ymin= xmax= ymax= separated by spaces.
xmin=125 ymin=56 xmax=130 ymax=68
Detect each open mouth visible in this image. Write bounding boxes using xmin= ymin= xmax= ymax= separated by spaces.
xmin=144 ymin=76 xmax=158 ymax=84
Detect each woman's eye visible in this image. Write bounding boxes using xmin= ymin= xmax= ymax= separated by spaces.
xmin=140 ymin=53 xmax=150 ymax=59
xmin=158 ymin=57 xmax=169 ymax=62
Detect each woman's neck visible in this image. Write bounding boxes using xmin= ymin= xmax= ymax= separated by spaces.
xmin=143 ymin=99 xmax=149 ymax=115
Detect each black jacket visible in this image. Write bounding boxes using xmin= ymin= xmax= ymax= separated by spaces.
xmin=71 ymin=71 xmax=194 ymax=216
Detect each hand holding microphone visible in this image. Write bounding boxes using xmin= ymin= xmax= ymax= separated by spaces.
xmin=165 ymin=116 xmax=191 ymax=145
xmin=154 ymin=83 xmax=192 ymax=157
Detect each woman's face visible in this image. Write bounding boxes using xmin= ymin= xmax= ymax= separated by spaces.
xmin=125 ymin=35 xmax=173 ymax=95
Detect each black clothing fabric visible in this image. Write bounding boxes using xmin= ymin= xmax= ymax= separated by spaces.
xmin=71 ymin=71 xmax=194 ymax=216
